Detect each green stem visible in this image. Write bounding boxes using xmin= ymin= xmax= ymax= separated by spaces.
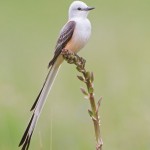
xmin=61 ymin=49 xmax=103 ymax=150
xmin=84 ymin=73 xmax=102 ymax=150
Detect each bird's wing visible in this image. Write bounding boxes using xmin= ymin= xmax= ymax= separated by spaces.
xmin=30 ymin=21 xmax=76 ymax=111
xmin=19 ymin=21 xmax=76 ymax=150
xmin=48 ymin=20 xmax=76 ymax=68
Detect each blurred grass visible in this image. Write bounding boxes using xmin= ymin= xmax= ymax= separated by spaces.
xmin=0 ymin=0 xmax=150 ymax=150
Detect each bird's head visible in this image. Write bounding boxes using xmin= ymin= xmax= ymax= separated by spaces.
xmin=69 ymin=1 xmax=95 ymax=19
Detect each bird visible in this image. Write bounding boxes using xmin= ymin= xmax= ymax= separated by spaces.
xmin=19 ymin=1 xmax=94 ymax=150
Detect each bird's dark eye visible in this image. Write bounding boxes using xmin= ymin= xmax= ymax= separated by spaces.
xmin=77 ymin=7 xmax=81 ymax=10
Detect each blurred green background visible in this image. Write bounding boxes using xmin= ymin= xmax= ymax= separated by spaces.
xmin=0 ymin=0 xmax=150 ymax=149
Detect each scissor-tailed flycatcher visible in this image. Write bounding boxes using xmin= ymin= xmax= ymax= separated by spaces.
xmin=19 ymin=1 xmax=94 ymax=149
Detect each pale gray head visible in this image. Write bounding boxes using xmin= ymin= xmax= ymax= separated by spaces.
xmin=69 ymin=1 xmax=95 ymax=19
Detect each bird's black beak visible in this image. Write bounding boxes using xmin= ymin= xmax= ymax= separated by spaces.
xmin=84 ymin=7 xmax=95 ymax=11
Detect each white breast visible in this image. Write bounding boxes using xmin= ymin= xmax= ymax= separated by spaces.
xmin=66 ymin=18 xmax=91 ymax=53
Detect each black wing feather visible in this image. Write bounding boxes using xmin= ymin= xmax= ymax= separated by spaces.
xmin=19 ymin=21 xmax=76 ymax=150
xmin=48 ymin=21 xmax=76 ymax=67
xmin=31 ymin=21 xmax=75 ymax=111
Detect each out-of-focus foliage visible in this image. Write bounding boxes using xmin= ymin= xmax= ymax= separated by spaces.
xmin=0 ymin=0 xmax=150 ymax=149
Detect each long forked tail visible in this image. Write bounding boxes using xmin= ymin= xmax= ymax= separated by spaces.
xmin=19 ymin=62 xmax=61 ymax=150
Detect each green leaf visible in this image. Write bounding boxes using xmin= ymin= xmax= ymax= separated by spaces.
xmin=92 ymin=116 xmax=97 ymax=121
xmin=89 ymin=87 xmax=94 ymax=94
xmin=96 ymin=97 xmax=102 ymax=113
xmin=80 ymin=87 xmax=88 ymax=96
xmin=76 ymin=66 xmax=84 ymax=73
xmin=98 ymin=97 xmax=102 ymax=107
xmin=88 ymin=109 xmax=93 ymax=117
xmin=91 ymin=72 xmax=94 ymax=82
xmin=85 ymin=71 xmax=91 ymax=80
xmin=77 ymin=75 xmax=85 ymax=82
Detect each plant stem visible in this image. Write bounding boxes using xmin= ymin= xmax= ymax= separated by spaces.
xmin=61 ymin=49 xmax=103 ymax=150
